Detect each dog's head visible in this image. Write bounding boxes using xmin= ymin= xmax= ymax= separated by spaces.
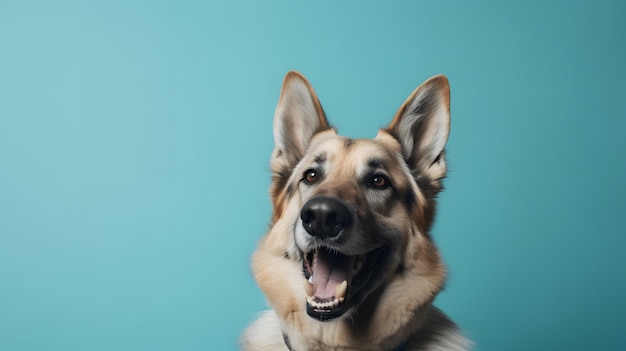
xmin=254 ymin=71 xmax=450 ymax=325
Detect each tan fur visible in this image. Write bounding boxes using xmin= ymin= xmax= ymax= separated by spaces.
xmin=241 ymin=72 xmax=471 ymax=351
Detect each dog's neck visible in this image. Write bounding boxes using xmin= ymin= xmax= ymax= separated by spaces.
xmin=279 ymin=304 xmax=471 ymax=351
xmin=279 ymin=300 xmax=432 ymax=351
xmin=277 ymin=270 xmax=440 ymax=350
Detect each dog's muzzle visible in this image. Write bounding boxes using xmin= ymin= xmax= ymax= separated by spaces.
xmin=299 ymin=196 xmax=360 ymax=320
xmin=298 ymin=196 xmax=391 ymax=321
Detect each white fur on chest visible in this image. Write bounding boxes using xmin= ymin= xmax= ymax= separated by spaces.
xmin=240 ymin=309 xmax=472 ymax=351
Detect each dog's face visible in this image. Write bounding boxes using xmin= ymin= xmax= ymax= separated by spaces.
xmin=291 ymin=133 xmax=424 ymax=321
xmin=253 ymin=71 xmax=450 ymax=328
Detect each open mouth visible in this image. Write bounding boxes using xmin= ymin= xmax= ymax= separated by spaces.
xmin=302 ymin=247 xmax=373 ymax=321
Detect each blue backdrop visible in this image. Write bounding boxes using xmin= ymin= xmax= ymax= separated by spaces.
xmin=1 ymin=1 xmax=624 ymax=350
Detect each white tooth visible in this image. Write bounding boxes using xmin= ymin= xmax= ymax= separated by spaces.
xmin=308 ymin=276 xmax=313 ymax=283
xmin=335 ymin=280 xmax=348 ymax=299
xmin=303 ymin=279 xmax=314 ymax=297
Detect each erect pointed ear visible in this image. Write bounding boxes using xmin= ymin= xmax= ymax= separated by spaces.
xmin=272 ymin=71 xmax=330 ymax=167
xmin=386 ymin=75 xmax=450 ymax=182
xmin=269 ymin=71 xmax=330 ymax=221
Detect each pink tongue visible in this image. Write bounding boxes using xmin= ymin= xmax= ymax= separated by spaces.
xmin=312 ymin=250 xmax=355 ymax=300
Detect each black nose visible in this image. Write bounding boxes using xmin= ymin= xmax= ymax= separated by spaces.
xmin=300 ymin=197 xmax=351 ymax=239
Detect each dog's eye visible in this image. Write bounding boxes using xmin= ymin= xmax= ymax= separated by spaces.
xmin=368 ymin=174 xmax=390 ymax=189
xmin=303 ymin=169 xmax=319 ymax=184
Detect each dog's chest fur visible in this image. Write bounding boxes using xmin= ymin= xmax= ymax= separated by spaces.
xmin=242 ymin=307 xmax=471 ymax=351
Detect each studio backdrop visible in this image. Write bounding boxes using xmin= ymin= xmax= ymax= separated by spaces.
xmin=0 ymin=1 xmax=624 ymax=350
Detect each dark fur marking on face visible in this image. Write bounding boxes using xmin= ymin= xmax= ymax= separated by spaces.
xmin=344 ymin=138 xmax=355 ymax=149
xmin=367 ymin=159 xmax=385 ymax=170
xmin=405 ymin=191 xmax=416 ymax=211
xmin=286 ymin=182 xmax=296 ymax=197
xmin=314 ymin=153 xmax=326 ymax=165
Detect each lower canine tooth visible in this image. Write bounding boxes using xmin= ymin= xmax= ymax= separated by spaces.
xmin=335 ymin=280 xmax=348 ymax=299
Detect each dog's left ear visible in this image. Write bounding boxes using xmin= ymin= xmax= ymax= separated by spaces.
xmin=386 ymin=75 xmax=450 ymax=182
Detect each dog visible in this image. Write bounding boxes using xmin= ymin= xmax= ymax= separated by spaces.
xmin=241 ymin=71 xmax=471 ymax=350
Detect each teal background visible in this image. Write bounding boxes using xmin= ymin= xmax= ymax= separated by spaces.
xmin=1 ymin=1 xmax=624 ymax=350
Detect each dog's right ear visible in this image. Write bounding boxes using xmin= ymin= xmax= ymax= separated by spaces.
xmin=386 ymin=75 xmax=451 ymax=184
xmin=270 ymin=71 xmax=330 ymax=221
xmin=272 ymin=71 xmax=330 ymax=168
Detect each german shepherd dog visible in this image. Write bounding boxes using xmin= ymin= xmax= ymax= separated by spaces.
xmin=241 ymin=72 xmax=471 ymax=350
